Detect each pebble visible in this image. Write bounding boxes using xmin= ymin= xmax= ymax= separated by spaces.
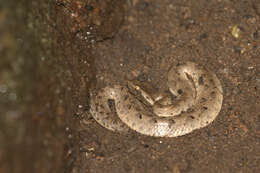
xmin=0 ymin=85 xmax=7 ymax=93
xmin=232 ymin=25 xmax=240 ymax=38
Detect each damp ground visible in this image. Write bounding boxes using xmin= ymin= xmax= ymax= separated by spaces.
xmin=1 ymin=0 xmax=259 ymax=173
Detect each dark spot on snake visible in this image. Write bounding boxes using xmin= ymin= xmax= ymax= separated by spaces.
xmin=187 ymin=108 xmax=194 ymax=113
xmin=97 ymin=95 xmax=102 ymax=99
xmin=199 ymin=76 xmax=204 ymax=85
xmin=154 ymin=119 xmax=158 ymax=123
xmin=144 ymin=144 xmax=149 ymax=148
xmin=127 ymin=104 xmax=132 ymax=109
xmin=211 ymin=91 xmax=216 ymax=97
xmin=200 ymin=98 xmax=207 ymax=103
xmin=203 ymin=106 xmax=208 ymax=110
xmin=206 ymin=121 xmax=209 ymax=124
xmin=177 ymin=89 xmax=183 ymax=95
xmin=145 ymin=96 xmax=150 ymax=100
xmin=100 ymin=104 xmax=104 ymax=109
xmin=169 ymin=91 xmax=177 ymax=100
xmin=89 ymin=117 xmax=94 ymax=120
xmin=124 ymin=95 xmax=129 ymax=101
xmin=209 ymin=79 xmax=215 ymax=84
xmin=190 ymin=116 xmax=195 ymax=119
xmin=137 ymin=113 xmax=142 ymax=119
xmin=185 ymin=73 xmax=195 ymax=86
xmin=170 ymin=119 xmax=176 ymax=124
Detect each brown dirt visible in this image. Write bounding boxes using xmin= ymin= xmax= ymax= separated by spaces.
xmin=74 ymin=0 xmax=260 ymax=172
xmin=1 ymin=0 xmax=260 ymax=173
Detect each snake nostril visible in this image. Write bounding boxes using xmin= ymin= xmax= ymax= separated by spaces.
xmin=170 ymin=119 xmax=176 ymax=124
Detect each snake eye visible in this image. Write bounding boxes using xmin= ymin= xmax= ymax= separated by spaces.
xmin=107 ymin=99 xmax=115 ymax=111
xmin=177 ymin=89 xmax=183 ymax=94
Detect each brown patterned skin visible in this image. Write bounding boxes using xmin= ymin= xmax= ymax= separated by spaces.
xmin=89 ymin=62 xmax=223 ymax=137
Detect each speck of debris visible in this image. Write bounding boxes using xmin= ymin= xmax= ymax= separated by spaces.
xmin=232 ymin=25 xmax=240 ymax=38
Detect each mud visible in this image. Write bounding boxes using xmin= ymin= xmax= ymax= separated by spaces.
xmin=1 ymin=0 xmax=260 ymax=173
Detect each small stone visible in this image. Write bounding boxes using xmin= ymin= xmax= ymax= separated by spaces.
xmin=68 ymin=134 xmax=73 ymax=139
xmin=128 ymin=16 xmax=135 ymax=22
xmin=232 ymin=25 xmax=240 ymax=38
xmin=9 ymin=93 xmax=17 ymax=101
xmin=0 ymin=85 xmax=7 ymax=93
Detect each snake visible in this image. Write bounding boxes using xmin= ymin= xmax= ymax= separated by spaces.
xmin=89 ymin=62 xmax=223 ymax=137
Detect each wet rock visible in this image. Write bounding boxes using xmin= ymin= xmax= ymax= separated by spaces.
xmin=55 ymin=0 xmax=125 ymax=42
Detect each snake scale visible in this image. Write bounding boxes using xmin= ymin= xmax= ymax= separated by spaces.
xmin=90 ymin=62 xmax=223 ymax=137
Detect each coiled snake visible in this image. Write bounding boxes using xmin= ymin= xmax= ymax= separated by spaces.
xmin=90 ymin=62 xmax=223 ymax=137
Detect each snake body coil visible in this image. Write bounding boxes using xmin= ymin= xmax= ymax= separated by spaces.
xmin=90 ymin=62 xmax=223 ymax=137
